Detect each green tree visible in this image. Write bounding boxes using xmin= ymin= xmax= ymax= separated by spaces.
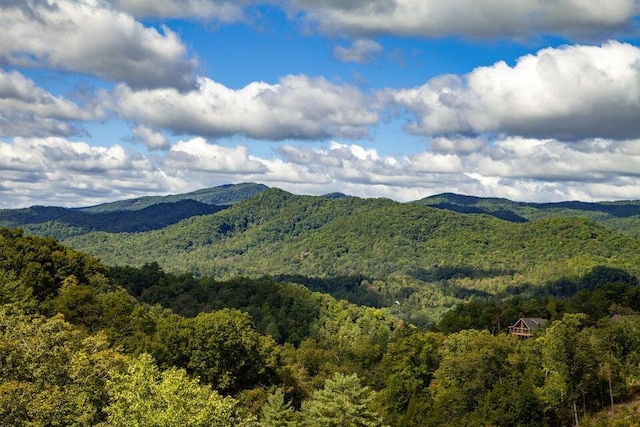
xmin=428 ymin=329 xmax=525 ymax=425
xmin=301 ymin=372 xmax=386 ymax=427
xmin=103 ymin=353 xmax=245 ymax=427
xmin=0 ymin=308 xmax=125 ymax=426
xmin=260 ymin=388 xmax=298 ymax=427
xmin=0 ymin=268 xmax=35 ymax=310
xmin=536 ymin=313 xmax=591 ymax=426
xmin=152 ymin=308 xmax=280 ymax=393
xmin=378 ymin=331 xmax=444 ymax=426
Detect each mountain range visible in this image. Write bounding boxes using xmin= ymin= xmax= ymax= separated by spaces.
xmin=2 ymin=183 xmax=638 ymax=324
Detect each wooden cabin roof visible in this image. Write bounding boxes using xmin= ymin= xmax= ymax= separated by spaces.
xmin=509 ymin=317 xmax=548 ymax=337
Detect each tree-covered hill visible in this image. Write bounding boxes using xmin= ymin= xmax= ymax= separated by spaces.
xmin=67 ymin=188 xmax=640 ymax=281
xmin=61 ymin=188 xmax=640 ymax=324
xmin=5 ymin=185 xmax=640 ymax=324
xmin=417 ymin=192 xmax=640 ymax=237
xmin=0 ymin=183 xmax=270 ymax=239
xmin=0 ymin=200 xmax=227 ymax=239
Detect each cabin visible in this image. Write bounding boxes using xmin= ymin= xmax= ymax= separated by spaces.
xmin=508 ymin=317 xmax=548 ymax=338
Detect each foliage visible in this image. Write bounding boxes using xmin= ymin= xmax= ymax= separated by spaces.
xmin=0 ymin=200 xmax=227 ymax=239
xmin=0 ymin=308 xmax=127 ymax=426
xmin=102 ymin=353 xmax=245 ymax=427
xmin=260 ymin=388 xmax=298 ymax=427
xmin=417 ymin=192 xmax=640 ymax=237
xmin=301 ymin=372 xmax=386 ymax=427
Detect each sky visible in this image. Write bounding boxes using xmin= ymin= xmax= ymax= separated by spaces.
xmin=2 ymin=1 xmax=640 ymax=208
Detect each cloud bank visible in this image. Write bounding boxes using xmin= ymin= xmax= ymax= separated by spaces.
xmin=0 ymin=69 xmax=101 ymax=138
xmin=2 ymin=136 xmax=640 ymax=208
xmin=0 ymin=0 xmax=639 ymax=208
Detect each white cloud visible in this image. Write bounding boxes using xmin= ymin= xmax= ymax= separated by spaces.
xmin=386 ymin=41 xmax=640 ymax=141
xmin=428 ymin=137 xmax=487 ymax=154
xmin=334 ymin=39 xmax=383 ymax=63
xmin=0 ymin=136 xmax=167 ymax=207
xmin=0 ymin=68 xmax=100 ymax=137
xmin=288 ymin=0 xmax=638 ymax=39
xmin=0 ymin=0 xmax=196 ymax=90
xmin=165 ymin=137 xmax=267 ymax=173
xmin=131 ymin=125 xmax=170 ymax=150
xmin=113 ymin=74 xmax=378 ymax=140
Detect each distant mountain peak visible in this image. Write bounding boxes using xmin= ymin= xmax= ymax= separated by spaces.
xmin=81 ymin=183 xmax=269 ymax=213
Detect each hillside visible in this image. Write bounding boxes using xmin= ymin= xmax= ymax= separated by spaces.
xmin=0 ymin=200 xmax=227 ymax=239
xmin=0 ymin=183 xmax=268 ymax=240
xmin=417 ymin=192 xmax=640 ymax=237
xmin=5 ymin=228 xmax=640 ymax=426
xmin=68 ymin=188 xmax=640 ymax=280
xmin=65 ymin=188 xmax=640 ymax=324
xmin=4 ymin=185 xmax=640 ymax=324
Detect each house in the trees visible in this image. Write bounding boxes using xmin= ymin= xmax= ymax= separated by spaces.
xmin=508 ymin=317 xmax=548 ymax=337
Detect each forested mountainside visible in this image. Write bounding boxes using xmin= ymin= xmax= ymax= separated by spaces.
xmin=0 ymin=182 xmax=269 ymax=240
xmin=0 ymin=200 xmax=227 ymax=239
xmin=418 ymin=192 xmax=640 ymax=237
xmin=4 ymin=227 xmax=640 ymax=425
xmin=64 ymin=188 xmax=640 ymax=324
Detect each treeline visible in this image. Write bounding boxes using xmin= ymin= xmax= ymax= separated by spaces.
xmin=4 ymin=227 xmax=640 ymax=425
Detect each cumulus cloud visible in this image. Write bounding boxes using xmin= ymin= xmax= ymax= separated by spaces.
xmin=131 ymin=125 xmax=170 ymax=150
xmin=0 ymin=0 xmax=196 ymax=90
xmin=274 ymin=138 xmax=640 ymax=202
xmin=428 ymin=137 xmax=488 ymax=154
xmin=334 ymin=39 xmax=383 ymax=63
xmin=112 ymin=74 xmax=378 ymax=140
xmin=386 ymin=41 xmax=640 ymax=141
xmin=165 ymin=137 xmax=267 ymax=173
xmin=288 ymin=0 xmax=638 ymax=39
xmin=0 ymin=68 xmax=100 ymax=137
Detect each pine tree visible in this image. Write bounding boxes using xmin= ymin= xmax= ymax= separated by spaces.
xmin=260 ymin=388 xmax=297 ymax=427
xmin=301 ymin=372 xmax=386 ymax=427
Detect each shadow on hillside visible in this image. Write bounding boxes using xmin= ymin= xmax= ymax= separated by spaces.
xmin=429 ymin=203 xmax=529 ymax=223
xmin=532 ymin=201 xmax=640 ymax=218
xmin=1 ymin=200 xmax=228 ymax=235
xmin=500 ymin=266 xmax=639 ymax=299
xmin=410 ymin=265 xmax=515 ymax=282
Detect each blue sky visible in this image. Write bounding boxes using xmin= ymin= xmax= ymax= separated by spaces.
xmin=1 ymin=1 xmax=640 ymax=208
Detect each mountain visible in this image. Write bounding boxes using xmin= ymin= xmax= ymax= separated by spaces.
xmin=416 ymin=192 xmax=640 ymax=237
xmin=0 ymin=200 xmax=227 ymax=239
xmin=0 ymin=183 xmax=268 ymax=239
xmin=67 ymin=188 xmax=640 ymax=280
xmin=3 ymin=185 xmax=640 ymax=323
xmin=64 ymin=188 xmax=640 ymax=324
xmin=81 ymin=182 xmax=268 ymax=212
